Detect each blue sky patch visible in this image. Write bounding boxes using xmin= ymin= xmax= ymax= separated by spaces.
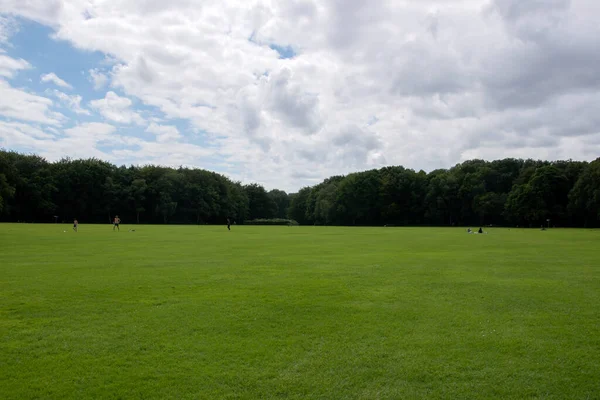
xmin=269 ymin=44 xmax=296 ymax=59
xmin=6 ymin=19 xmax=106 ymax=100
xmin=0 ymin=18 xmax=220 ymax=172
xmin=248 ymin=32 xmax=296 ymax=60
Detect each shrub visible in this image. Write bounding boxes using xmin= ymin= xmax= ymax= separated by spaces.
xmin=245 ymin=218 xmax=299 ymax=226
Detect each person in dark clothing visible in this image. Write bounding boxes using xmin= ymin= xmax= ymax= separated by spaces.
xmin=227 ymin=218 xmax=231 ymax=231
xmin=478 ymin=227 xmax=483 ymax=234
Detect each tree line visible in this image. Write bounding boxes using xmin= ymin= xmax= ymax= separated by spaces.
xmin=1 ymin=150 xmax=599 ymax=227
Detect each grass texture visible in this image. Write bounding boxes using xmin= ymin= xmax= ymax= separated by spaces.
xmin=1 ymin=224 xmax=599 ymax=399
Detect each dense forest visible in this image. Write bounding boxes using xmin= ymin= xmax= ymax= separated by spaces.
xmin=1 ymin=150 xmax=599 ymax=227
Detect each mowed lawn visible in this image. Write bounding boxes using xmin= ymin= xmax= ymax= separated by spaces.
xmin=1 ymin=224 xmax=599 ymax=399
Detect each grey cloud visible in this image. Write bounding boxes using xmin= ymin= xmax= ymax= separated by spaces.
xmin=426 ymin=13 xmax=439 ymax=39
xmin=297 ymin=148 xmax=325 ymax=162
xmin=490 ymin=0 xmax=571 ymax=42
xmin=135 ymin=56 xmax=156 ymax=83
xmin=463 ymin=91 xmax=600 ymax=153
xmin=291 ymin=170 xmax=321 ymax=180
xmin=463 ymin=128 xmax=550 ymax=152
xmin=287 ymin=0 xmax=317 ymax=19
xmin=236 ymin=86 xmax=262 ymax=132
xmin=331 ymin=132 xmax=354 ymax=147
xmin=332 ymin=126 xmax=382 ymax=151
xmin=326 ymin=0 xmax=389 ymax=49
xmin=481 ymin=40 xmax=600 ymax=110
xmin=497 ymin=131 xmax=560 ymax=150
xmin=544 ymin=94 xmax=600 ymax=138
xmin=267 ymin=68 xmax=322 ymax=134
xmin=407 ymin=94 xmax=481 ymax=120
xmin=241 ymin=104 xmax=260 ymax=132
xmin=582 ymin=135 xmax=600 ymax=146
xmin=251 ymin=136 xmax=271 ymax=152
xmin=389 ymin=41 xmax=470 ymax=97
xmin=478 ymin=0 xmax=600 ymax=111
xmin=331 ymin=126 xmax=383 ymax=168
xmin=235 ymin=88 xmax=273 ymax=152
xmin=492 ymin=0 xmax=570 ymax=19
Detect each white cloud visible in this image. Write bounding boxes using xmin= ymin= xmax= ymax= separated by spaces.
xmin=41 ymin=122 xmax=119 ymax=161
xmin=0 ymin=0 xmax=66 ymax=27
xmin=0 ymin=15 xmax=19 ymax=44
xmin=89 ymin=68 xmax=108 ymax=90
xmin=111 ymin=140 xmax=214 ymax=168
xmin=41 ymin=72 xmax=73 ymax=89
xmin=0 ymin=54 xmax=31 ymax=78
xmin=1 ymin=120 xmax=122 ymax=162
xmin=0 ymin=117 xmax=215 ymax=170
xmin=0 ymin=121 xmax=114 ymax=162
xmin=2 ymin=0 xmax=600 ymax=191
xmin=63 ymin=122 xmax=116 ymax=139
xmin=50 ymin=89 xmax=91 ymax=115
xmin=0 ymin=120 xmax=57 ymax=143
xmin=89 ymin=91 xmax=145 ymax=125
xmin=146 ymin=123 xmax=182 ymax=142
xmin=0 ymin=79 xmax=64 ymax=125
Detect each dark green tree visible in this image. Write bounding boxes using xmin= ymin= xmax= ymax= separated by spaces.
xmin=128 ymin=178 xmax=147 ymax=224
xmin=244 ymin=183 xmax=276 ymax=220
xmin=0 ymin=172 xmax=15 ymax=213
xmin=568 ymin=158 xmax=600 ymax=227
xmin=102 ymin=177 xmax=121 ymax=224
xmin=0 ymin=149 xmax=594 ymax=227
xmin=288 ymin=187 xmax=312 ymax=225
xmin=268 ymin=189 xmax=290 ymax=219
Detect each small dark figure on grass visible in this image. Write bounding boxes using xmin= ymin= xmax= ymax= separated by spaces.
xmin=113 ymin=215 xmax=121 ymax=231
xmin=73 ymin=219 xmax=78 ymax=232
xmin=227 ymin=218 xmax=231 ymax=231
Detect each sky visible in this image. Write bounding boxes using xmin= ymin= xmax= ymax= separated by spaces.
xmin=1 ymin=0 xmax=600 ymax=192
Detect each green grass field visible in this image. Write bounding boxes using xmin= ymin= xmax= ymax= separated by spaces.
xmin=1 ymin=224 xmax=599 ymax=399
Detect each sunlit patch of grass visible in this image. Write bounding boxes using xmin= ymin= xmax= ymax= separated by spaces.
xmin=1 ymin=224 xmax=598 ymax=399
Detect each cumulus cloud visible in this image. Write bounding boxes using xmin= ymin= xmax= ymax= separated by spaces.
xmin=0 ymin=120 xmax=114 ymax=161
xmin=0 ymin=54 xmax=30 ymax=78
xmin=0 ymin=121 xmax=57 ymax=144
xmin=63 ymin=122 xmax=116 ymax=139
xmin=43 ymin=122 xmax=121 ymax=161
xmin=264 ymin=67 xmax=323 ymax=134
xmin=40 ymin=72 xmax=72 ymax=89
xmin=50 ymin=90 xmax=91 ymax=115
xmin=89 ymin=68 xmax=108 ymax=90
xmin=0 ymin=15 xmax=19 ymax=44
xmin=89 ymin=91 xmax=145 ymax=125
xmin=1 ymin=0 xmax=600 ymax=191
xmin=0 ymin=79 xmax=64 ymax=125
xmin=0 ymin=0 xmax=65 ymax=26
xmin=111 ymin=140 xmax=214 ymax=168
xmin=146 ymin=123 xmax=182 ymax=143
xmin=488 ymin=0 xmax=572 ymax=42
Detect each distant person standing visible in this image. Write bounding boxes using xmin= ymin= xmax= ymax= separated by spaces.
xmin=73 ymin=219 xmax=78 ymax=232
xmin=227 ymin=218 xmax=231 ymax=231
xmin=113 ymin=215 xmax=121 ymax=231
